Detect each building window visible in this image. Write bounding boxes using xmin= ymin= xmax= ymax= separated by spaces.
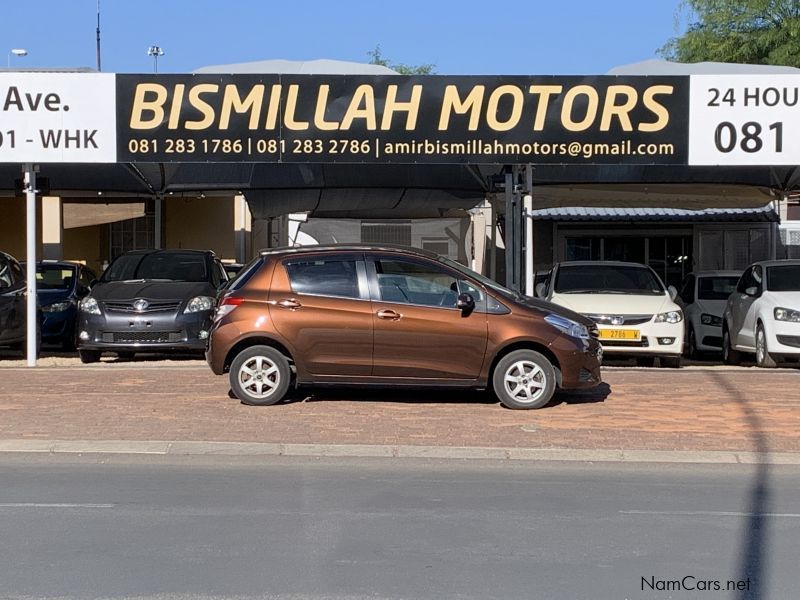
xmin=109 ymin=200 xmax=155 ymax=260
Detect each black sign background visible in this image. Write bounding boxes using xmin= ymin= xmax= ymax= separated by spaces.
xmin=116 ymin=74 xmax=689 ymax=164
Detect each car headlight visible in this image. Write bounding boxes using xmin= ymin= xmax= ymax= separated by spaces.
xmin=655 ymin=310 xmax=683 ymax=324
xmin=184 ymin=295 xmax=216 ymax=313
xmin=42 ymin=300 xmax=73 ymax=313
xmin=774 ymin=307 xmax=800 ymax=322
xmin=544 ymin=314 xmax=590 ymax=340
xmin=79 ymin=296 xmax=101 ymax=315
xmin=700 ymin=313 xmax=723 ymax=326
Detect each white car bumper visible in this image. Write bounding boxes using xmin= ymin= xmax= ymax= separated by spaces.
xmin=596 ymin=320 xmax=684 ymax=356
xmin=767 ymin=320 xmax=800 ymax=356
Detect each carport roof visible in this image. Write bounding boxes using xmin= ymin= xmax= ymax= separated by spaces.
xmin=531 ymin=204 xmax=778 ymax=222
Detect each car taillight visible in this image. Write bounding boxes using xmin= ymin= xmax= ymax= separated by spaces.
xmin=214 ymin=296 xmax=244 ymax=320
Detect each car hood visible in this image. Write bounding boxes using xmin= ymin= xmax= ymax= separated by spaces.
xmin=90 ymin=280 xmax=215 ymax=302
xmin=763 ymin=290 xmax=800 ymax=308
xmin=549 ymin=292 xmax=675 ymax=316
xmin=509 ymin=294 xmax=596 ymax=327
xmin=692 ymin=298 xmax=727 ymax=318
xmin=36 ymin=289 xmax=72 ymax=305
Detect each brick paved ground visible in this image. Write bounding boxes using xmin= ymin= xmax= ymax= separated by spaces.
xmin=0 ymin=364 xmax=798 ymax=453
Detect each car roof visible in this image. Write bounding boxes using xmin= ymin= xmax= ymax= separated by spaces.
xmin=258 ymin=244 xmax=440 ymax=259
xmin=555 ymin=261 xmax=649 ymax=268
xmin=691 ymin=270 xmax=742 ymax=277
xmin=117 ymin=248 xmax=215 ymax=257
xmin=753 ymin=259 xmax=800 ymax=268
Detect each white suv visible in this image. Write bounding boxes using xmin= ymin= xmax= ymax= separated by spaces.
xmin=536 ymin=261 xmax=684 ymax=368
xmin=723 ymin=260 xmax=800 ymax=368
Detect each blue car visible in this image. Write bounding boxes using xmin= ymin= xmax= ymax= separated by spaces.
xmin=31 ymin=261 xmax=97 ymax=350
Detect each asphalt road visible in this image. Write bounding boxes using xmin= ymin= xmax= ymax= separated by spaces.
xmin=1 ymin=456 xmax=799 ymax=600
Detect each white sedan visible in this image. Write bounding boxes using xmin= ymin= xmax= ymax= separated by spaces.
xmin=723 ymin=259 xmax=800 ymax=367
xmin=536 ymin=261 xmax=684 ymax=368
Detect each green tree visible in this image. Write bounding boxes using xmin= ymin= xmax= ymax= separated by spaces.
xmin=660 ymin=0 xmax=800 ymax=67
xmin=367 ymin=45 xmax=436 ymax=74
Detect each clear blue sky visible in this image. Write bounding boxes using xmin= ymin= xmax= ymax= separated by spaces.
xmin=1 ymin=0 xmax=688 ymax=74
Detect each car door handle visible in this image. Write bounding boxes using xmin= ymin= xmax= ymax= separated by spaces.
xmin=276 ymin=299 xmax=302 ymax=310
xmin=376 ymin=309 xmax=402 ymax=320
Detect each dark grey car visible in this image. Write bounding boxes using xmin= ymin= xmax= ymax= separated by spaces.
xmin=0 ymin=251 xmax=29 ymax=353
xmin=76 ymin=249 xmax=228 ymax=363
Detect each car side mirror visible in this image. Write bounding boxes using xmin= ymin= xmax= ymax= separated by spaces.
xmin=534 ymin=282 xmax=547 ymax=298
xmin=456 ymin=293 xmax=475 ymax=315
xmin=667 ymin=285 xmax=678 ymax=301
xmin=744 ymin=286 xmax=759 ymax=297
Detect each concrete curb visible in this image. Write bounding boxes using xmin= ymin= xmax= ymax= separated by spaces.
xmin=0 ymin=439 xmax=798 ymax=465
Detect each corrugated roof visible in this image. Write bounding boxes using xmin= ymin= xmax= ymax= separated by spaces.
xmin=193 ymin=59 xmax=397 ymax=75
xmin=530 ymin=204 xmax=779 ymax=222
xmin=607 ymin=59 xmax=800 ymax=75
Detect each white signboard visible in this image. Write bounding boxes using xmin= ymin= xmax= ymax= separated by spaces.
xmin=0 ymin=73 xmax=116 ymax=163
xmin=689 ymin=74 xmax=800 ymax=166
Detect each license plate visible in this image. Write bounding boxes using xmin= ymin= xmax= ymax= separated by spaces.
xmin=598 ymin=329 xmax=640 ymax=340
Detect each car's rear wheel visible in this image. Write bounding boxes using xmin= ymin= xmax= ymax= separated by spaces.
xmin=722 ymin=327 xmax=741 ymax=365
xmin=755 ymin=324 xmax=777 ymax=368
xmin=230 ymin=345 xmax=291 ymax=406
xmin=492 ymin=349 xmax=556 ymax=410
xmin=78 ymin=349 xmax=101 ymax=364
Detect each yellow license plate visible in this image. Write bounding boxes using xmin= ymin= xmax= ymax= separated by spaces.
xmin=598 ymin=329 xmax=640 ymax=340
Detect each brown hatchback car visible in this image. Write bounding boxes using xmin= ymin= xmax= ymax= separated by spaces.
xmin=206 ymin=245 xmax=602 ymax=409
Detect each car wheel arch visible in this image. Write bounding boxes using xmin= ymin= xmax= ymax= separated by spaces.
xmin=224 ymin=335 xmax=295 ymax=374
xmin=488 ymin=340 xmax=563 ymax=388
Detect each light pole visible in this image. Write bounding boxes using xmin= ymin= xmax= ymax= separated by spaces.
xmin=147 ymin=45 xmax=164 ymax=73
xmin=8 ymin=48 xmax=27 ymax=67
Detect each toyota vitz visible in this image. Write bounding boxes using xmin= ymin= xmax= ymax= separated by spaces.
xmin=206 ymin=245 xmax=602 ymax=409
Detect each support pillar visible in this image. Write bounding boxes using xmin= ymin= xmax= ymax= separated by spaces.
xmin=23 ymin=164 xmax=37 ymax=367
xmin=234 ymin=194 xmax=251 ymax=262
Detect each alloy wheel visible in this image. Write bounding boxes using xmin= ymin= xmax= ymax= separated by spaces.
xmin=238 ymin=355 xmax=280 ymax=399
xmin=503 ymin=360 xmax=546 ymax=405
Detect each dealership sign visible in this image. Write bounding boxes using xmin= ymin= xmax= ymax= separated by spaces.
xmin=0 ymin=72 xmax=797 ymax=165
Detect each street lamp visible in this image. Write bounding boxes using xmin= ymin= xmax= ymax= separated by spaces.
xmin=147 ymin=45 xmax=164 ymax=73
xmin=7 ymin=48 xmax=27 ymax=67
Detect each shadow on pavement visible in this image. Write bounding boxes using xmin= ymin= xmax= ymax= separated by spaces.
xmin=709 ymin=371 xmax=770 ymax=600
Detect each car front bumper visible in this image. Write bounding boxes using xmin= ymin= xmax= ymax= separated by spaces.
xmin=596 ymin=321 xmax=684 ymax=357
xmin=767 ymin=319 xmax=800 ymax=356
xmin=76 ymin=308 xmax=213 ymax=353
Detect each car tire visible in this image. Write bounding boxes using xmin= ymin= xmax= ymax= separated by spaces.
xmin=78 ymin=349 xmax=101 ymax=363
xmin=722 ymin=327 xmax=741 ymax=366
xmin=492 ymin=349 xmax=556 ymax=410
xmin=687 ymin=327 xmax=699 ymax=360
xmin=660 ymin=356 xmax=682 ymax=368
xmin=635 ymin=357 xmax=655 ymax=367
xmin=229 ymin=345 xmax=291 ymax=406
xmin=755 ymin=324 xmax=777 ymax=369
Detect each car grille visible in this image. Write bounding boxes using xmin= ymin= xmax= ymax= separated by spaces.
xmin=103 ymin=301 xmax=182 ymax=313
xmin=101 ymin=331 xmax=183 ymax=344
xmin=584 ymin=314 xmax=653 ymax=326
xmin=600 ymin=338 xmax=650 ymax=348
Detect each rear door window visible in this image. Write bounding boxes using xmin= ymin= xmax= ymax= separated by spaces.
xmin=285 ymin=257 xmax=362 ymax=299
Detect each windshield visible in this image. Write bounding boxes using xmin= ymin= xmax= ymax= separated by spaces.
xmin=554 ymin=264 xmax=665 ymax=295
xmin=35 ymin=265 xmax=77 ymax=290
xmin=436 ymin=256 xmax=522 ymax=299
xmin=698 ymin=276 xmax=739 ymax=300
xmin=767 ymin=265 xmax=800 ymax=291
xmin=103 ymin=252 xmax=208 ymax=283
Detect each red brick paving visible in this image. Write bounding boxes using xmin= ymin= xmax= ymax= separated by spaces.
xmin=0 ymin=366 xmax=798 ymax=453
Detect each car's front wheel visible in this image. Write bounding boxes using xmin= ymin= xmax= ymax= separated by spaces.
xmin=78 ymin=349 xmax=101 ymax=364
xmin=492 ymin=349 xmax=556 ymax=410
xmin=229 ymin=345 xmax=291 ymax=406
xmin=755 ymin=324 xmax=777 ymax=368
